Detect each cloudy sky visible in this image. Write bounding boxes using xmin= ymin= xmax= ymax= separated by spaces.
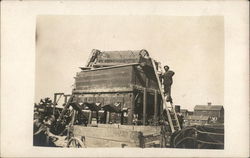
xmin=36 ymin=15 xmax=224 ymax=110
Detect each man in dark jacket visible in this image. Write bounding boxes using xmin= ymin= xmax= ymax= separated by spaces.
xmin=161 ymin=65 xmax=175 ymax=103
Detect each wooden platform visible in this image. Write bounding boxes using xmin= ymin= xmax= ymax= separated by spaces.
xmin=73 ymin=124 xmax=162 ymax=148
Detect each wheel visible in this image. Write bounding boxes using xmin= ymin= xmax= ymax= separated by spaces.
xmin=66 ymin=137 xmax=86 ymax=148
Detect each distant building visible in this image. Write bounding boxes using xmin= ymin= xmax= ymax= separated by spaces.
xmin=175 ymin=105 xmax=181 ymax=113
xmin=180 ymin=109 xmax=189 ymax=117
xmin=194 ymin=102 xmax=224 ymax=123
xmin=188 ymin=111 xmax=194 ymax=116
xmin=184 ymin=115 xmax=210 ymax=126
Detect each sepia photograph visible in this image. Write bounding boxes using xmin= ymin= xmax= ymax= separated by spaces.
xmin=34 ymin=15 xmax=224 ymax=148
xmin=1 ymin=1 xmax=249 ymax=157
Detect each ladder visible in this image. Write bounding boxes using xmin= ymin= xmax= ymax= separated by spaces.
xmin=150 ymin=58 xmax=181 ymax=132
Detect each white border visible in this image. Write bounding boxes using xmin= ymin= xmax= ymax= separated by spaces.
xmin=1 ymin=1 xmax=249 ymax=157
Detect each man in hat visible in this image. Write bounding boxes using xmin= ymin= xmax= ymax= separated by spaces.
xmin=161 ymin=65 xmax=175 ymax=103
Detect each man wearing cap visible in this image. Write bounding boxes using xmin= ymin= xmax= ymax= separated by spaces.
xmin=161 ymin=65 xmax=175 ymax=103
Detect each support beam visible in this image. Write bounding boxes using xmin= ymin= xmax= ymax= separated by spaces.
xmin=88 ymin=111 xmax=92 ymax=124
xmin=53 ymin=93 xmax=65 ymax=115
xmin=143 ymin=88 xmax=147 ymax=125
xmin=53 ymin=94 xmax=57 ymax=115
xmin=128 ymin=92 xmax=135 ymax=124
xmin=64 ymin=94 xmax=71 ymax=104
xmin=64 ymin=96 xmax=67 ymax=105
xmin=106 ymin=111 xmax=110 ymax=124
xmin=96 ymin=111 xmax=99 ymax=123
xmin=154 ymin=90 xmax=158 ymax=124
xmin=71 ymin=110 xmax=76 ymax=125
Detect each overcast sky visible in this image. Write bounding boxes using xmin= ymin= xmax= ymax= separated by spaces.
xmin=36 ymin=15 xmax=224 ymax=110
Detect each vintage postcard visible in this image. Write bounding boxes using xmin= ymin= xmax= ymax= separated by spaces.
xmin=1 ymin=0 xmax=249 ymax=157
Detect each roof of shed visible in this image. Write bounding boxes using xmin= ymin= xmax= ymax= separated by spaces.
xmin=194 ymin=105 xmax=223 ymax=111
xmin=85 ymin=49 xmax=151 ymax=68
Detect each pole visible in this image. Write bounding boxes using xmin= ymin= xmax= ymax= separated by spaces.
xmin=128 ymin=92 xmax=135 ymax=125
xmin=88 ymin=111 xmax=92 ymax=124
xmin=143 ymin=88 xmax=147 ymax=125
xmin=53 ymin=94 xmax=57 ymax=115
xmin=154 ymin=90 xmax=158 ymax=124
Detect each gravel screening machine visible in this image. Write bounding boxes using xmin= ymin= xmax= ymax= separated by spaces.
xmin=53 ymin=49 xmax=181 ymax=148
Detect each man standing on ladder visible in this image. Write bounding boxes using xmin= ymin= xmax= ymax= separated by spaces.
xmin=160 ymin=65 xmax=175 ymax=103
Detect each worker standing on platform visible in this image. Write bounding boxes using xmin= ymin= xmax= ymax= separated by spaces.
xmin=160 ymin=65 xmax=175 ymax=103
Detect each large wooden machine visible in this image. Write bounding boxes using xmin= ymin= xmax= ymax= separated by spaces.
xmin=73 ymin=49 xmax=160 ymax=125
xmin=52 ymin=49 xmax=181 ymax=148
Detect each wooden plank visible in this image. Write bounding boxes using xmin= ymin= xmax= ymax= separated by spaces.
xmin=96 ymin=124 xmax=161 ymax=133
xmin=83 ymin=136 xmax=139 ymax=147
xmin=75 ymin=66 xmax=133 ymax=92
xmin=77 ymin=70 xmax=131 ymax=79
xmin=73 ymin=87 xmax=133 ymax=93
xmin=132 ymin=125 xmax=161 ymax=132
xmin=73 ymin=125 xmax=141 ymax=144
xmin=80 ymin=63 xmax=139 ymax=72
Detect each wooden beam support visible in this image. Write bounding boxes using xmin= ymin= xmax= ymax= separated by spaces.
xmin=128 ymin=92 xmax=135 ymax=125
xmin=143 ymin=88 xmax=147 ymax=125
xmin=64 ymin=95 xmax=68 ymax=104
xmin=71 ymin=110 xmax=76 ymax=125
xmin=53 ymin=94 xmax=57 ymax=115
xmin=106 ymin=111 xmax=110 ymax=124
xmin=64 ymin=94 xmax=71 ymax=104
xmin=88 ymin=111 xmax=92 ymax=124
xmin=154 ymin=90 xmax=158 ymax=124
